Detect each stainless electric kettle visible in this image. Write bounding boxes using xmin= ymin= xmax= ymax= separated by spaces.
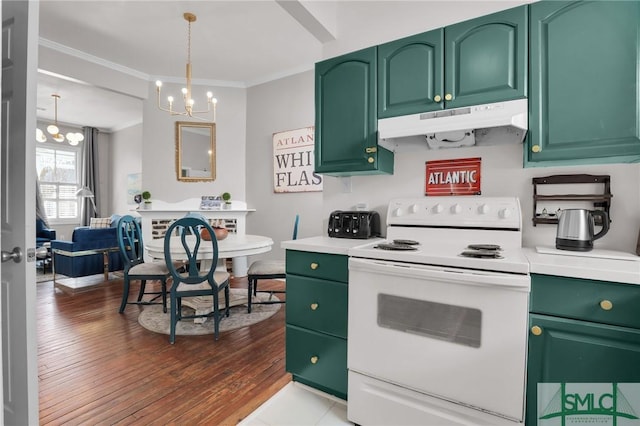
xmin=555 ymin=209 xmax=609 ymax=251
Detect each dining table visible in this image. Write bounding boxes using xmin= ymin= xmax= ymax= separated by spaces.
xmin=145 ymin=233 xmax=274 ymax=322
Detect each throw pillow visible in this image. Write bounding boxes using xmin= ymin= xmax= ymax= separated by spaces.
xmin=89 ymin=217 xmax=112 ymax=229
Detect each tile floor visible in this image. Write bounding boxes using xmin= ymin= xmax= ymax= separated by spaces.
xmin=238 ymin=382 xmax=353 ymax=426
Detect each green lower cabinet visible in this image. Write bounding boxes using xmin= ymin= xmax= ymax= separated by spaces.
xmin=285 ymin=250 xmax=349 ymax=399
xmin=526 ymin=314 xmax=640 ymax=425
xmin=286 ymin=325 xmax=348 ymax=400
xmin=527 ymin=0 xmax=640 ymax=166
xmin=286 ymin=275 xmax=347 ymax=338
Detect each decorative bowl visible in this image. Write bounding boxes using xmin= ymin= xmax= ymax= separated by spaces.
xmin=200 ymin=227 xmax=228 ymax=241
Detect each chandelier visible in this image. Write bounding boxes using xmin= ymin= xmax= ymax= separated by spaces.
xmin=37 ymin=94 xmax=85 ymax=145
xmin=155 ymin=12 xmax=217 ymax=121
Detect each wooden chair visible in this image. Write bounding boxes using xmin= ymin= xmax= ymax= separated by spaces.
xmin=164 ymin=217 xmax=230 ymax=344
xmin=117 ymin=215 xmax=171 ymax=313
xmin=246 ymin=214 xmax=299 ymax=313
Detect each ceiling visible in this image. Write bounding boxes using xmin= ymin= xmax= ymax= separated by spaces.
xmin=36 ymin=0 xmax=330 ymax=132
xmin=35 ymin=1 xmax=528 ymax=132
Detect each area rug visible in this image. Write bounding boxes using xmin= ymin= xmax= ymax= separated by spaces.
xmin=137 ymin=288 xmax=282 ymax=336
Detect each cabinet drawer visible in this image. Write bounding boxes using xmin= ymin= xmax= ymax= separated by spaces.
xmin=286 ymin=325 xmax=347 ymax=398
xmin=286 ymin=250 xmax=348 ymax=283
xmin=286 ymin=275 xmax=347 ymax=338
xmin=531 ymin=274 xmax=640 ymax=329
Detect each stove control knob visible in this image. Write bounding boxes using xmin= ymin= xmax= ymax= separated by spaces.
xmin=433 ymin=204 xmax=444 ymax=214
xmin=499 ymin=208 xmax=512 ymax=219
xmin=393 ymin=207 xmax=403 ymax=217
xmin=409 ymin=204 xmax=420 ymax=214
xmin=451 ymin=204 xmax=462 ymax=214
xmin=478 ymin=204 xmax=491 ymax=214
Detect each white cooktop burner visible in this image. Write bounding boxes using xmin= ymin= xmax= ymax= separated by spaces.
xmin=349 ymin=197 xmax=529 ymax=274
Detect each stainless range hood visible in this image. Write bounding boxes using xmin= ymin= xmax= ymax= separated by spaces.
xmin=378 ymin=98 xmax=528 ymax=149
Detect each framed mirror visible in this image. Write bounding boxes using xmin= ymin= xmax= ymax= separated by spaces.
xmin=175 ymin=121 xmax=216 ymax=181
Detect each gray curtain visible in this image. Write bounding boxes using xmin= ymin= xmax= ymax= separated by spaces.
xmin=80 ymin=127 xmax=100 ymax=226
xmin=36 ymin=175 xmax=49 ymax=227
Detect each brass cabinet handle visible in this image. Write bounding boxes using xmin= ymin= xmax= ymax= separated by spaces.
xmin=531 ymin=325 xmax=543 ymax=336
xmin=532 ymin=145 xmax=541 ymax=153
xmin=310 ymin=303 xmax=319 ymax=311
xmin=365 ymin=147 xmax=377 ymax=154
xmin=310 ymin=356 xmax=319 ymax=364
xmin=434 ymin=95 xmax=442 ymax=103
xmin=444 ymin=93 xmax=453 ymax=101
xmin=600 ymin=300 xmax=613 ymax=311
xmin=310 ymin=262 xmax=318 ymax=270
xmin=367 ymin=157 xmax=375 ymax=164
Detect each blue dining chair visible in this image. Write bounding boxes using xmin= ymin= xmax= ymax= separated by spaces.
xmin=117 ymin=215 xmax=171 ymax=313
xmin=164 ymin=216 xmax=230 ymax=344
xmin=246 ymin=214 xmax=299 ymax=313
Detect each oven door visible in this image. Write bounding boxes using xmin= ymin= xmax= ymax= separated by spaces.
xmin=348 ymin=257 xmax=530 ymax=422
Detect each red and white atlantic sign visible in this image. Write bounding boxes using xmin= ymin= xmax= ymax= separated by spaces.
xmin=425 ymin=157 xmax=481 ymax=196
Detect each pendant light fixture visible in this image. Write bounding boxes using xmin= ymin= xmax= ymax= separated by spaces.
xmin=47 ymin=94 xmax=65 ymax=142
xmin=155 ymin=12 xmax=217 ymax=121
xmin=37 ymin=94 xmax=85 ymax=145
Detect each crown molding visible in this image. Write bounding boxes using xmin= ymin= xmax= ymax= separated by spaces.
xmin=39 ymin=38 xmax=249 ymax=89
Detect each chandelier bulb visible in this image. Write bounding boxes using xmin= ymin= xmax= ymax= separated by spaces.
xmin=181 ymin=88 xmax=188 ymax=95
xmin=47 ymin=124 xmax=59 ymax=135
xmin=188 ymin=99 xmax=195 ymax=106
xmin=207 ymin=92 xmax=213 ymax=99
xmin=167 ymin=96 xmax=174 ymax=103
xmin=155 ymin=80 xmax=163 ymax=88
xmin=53 ymin=133 xmax=65 ymax=143
xmin=212 ymin=98 xmax=218 ymax=104
xmin=36 ymin=128 xmax=47 ymax=143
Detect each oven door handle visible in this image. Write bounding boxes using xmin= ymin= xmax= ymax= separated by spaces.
xmin=349 ymin=257 xmax=530 ymax=291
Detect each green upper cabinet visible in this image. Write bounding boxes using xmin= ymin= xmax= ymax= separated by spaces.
xmin=527 ymin=1 xmax=640 ymax=166
xmin=377 ymin=5 xmax=527 ymax=118
xmin=377 ymin=30 xmax=443 ymax=118
xmin=445 ymin=5 xmax=527 ymax=109
xmin=315 ymin=47 xmax=394 ymax=176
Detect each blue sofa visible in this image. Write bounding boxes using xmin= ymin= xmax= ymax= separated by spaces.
xmin=36 ymin=218 xmax=56 ymax=247
xmin=51 ymin=217 xmax=125 ymax=278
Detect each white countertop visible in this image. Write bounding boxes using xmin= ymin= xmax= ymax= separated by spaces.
xmin=281 ymin=236 xmax=380 ymax=256
xmin=283 ymin=237 xmax=640 ymax=285
xmin=524 ymin=246 xmax=640 ymax=285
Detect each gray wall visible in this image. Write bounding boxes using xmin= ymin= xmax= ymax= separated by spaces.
xmin=246 ymin=71 xmax=323 ymax=261
xmin=244 ymin=74 xmax=640 ymax=255
xmin=110 ymin=123 xmax=143 ymax=217
xmin=141 ymin=81 xmax=247 ymax=205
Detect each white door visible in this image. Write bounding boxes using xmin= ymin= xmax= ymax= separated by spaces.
xmin=1 ymin=1 xmax=40 ymax=424
xmin=348 ymin=257 xmax=529 ymax=422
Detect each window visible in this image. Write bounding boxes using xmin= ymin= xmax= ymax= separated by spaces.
xmin=36 ymin=144 xmax=81 ymax=222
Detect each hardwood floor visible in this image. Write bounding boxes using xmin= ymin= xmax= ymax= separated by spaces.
xmin=37 ymin=275 xmax=290 ymax=425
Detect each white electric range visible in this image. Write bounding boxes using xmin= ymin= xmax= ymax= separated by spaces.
xmin=347 ymin=196 xmax=530 ymax=425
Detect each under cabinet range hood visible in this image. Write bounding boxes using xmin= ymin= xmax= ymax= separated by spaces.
xmin=378 ymin=98 xmax=528 ymax=149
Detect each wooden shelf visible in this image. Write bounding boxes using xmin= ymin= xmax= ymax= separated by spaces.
xmin=532 ymin=174 xmax=612 ymax=226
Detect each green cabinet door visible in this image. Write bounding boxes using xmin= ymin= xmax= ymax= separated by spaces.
xmin=445 ymin=5 xmax=527 ymax=109
xmin=286 ymin=325 xmax=348 ymax=399
xmin=378 ymin=29 xmax=444 ymax=118
xmin=286 ymin=275 xmax=348 ymax=338
xmin=315 ymin=47 xmax=393 ymax=176
xmin=526 ymin=314 xmax=640 ymax=425
xmin=377 ymin=5 xmax=526 ymax=118
xmin=527 ymin=1 xmax=640 ymax=166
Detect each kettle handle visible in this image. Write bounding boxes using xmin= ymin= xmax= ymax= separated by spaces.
xmin=591 ymin=210 xmax=610 ymax=241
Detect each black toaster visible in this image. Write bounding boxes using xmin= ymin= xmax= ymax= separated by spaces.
xmin=328 ymin=210 xmax=381 ymax=239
